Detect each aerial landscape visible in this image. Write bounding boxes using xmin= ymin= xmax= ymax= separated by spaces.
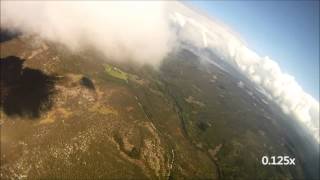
xmin=0 ymin=1 xmax=319 ymax=179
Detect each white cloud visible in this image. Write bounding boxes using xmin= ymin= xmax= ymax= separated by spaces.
xmin=1 ymin=1 xmax=174 ymax=67
xmin=170 ymin=3 xmax=319 ymax=143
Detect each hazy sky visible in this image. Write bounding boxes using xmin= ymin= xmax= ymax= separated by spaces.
xmin=190 ymin=0 xmax=319 ymax=100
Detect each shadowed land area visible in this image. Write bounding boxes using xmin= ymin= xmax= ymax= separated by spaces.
xmin=0 ymin=56 xmax=56 ymax=118
xmin=0 ymin=29 xmax=21 ymax=43
xmin=80 ymin=76 xmax=95 ymax=90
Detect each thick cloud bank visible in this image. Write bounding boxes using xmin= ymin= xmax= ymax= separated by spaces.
xmin=1 ymin=1 xmax=319 ymax=142
xmin=0 ymin=1 xmax=174 ymax=66
xmin=170 ymin=3 xmax=319 ymax=142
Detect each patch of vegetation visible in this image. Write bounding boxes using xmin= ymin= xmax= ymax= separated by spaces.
xmin=104 ymin=64 xmax=128 ymax=82
xmin=89 ymin=103 xmax=118 ymax=116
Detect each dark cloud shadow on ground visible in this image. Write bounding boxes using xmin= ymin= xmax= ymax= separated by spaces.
xmin=80 ymin=76 xmax=95 ymax=90
xmin=0 ymin=29 xmax=21 ymax=43
xmin=0 ymin=56 xmax=56 ymax=119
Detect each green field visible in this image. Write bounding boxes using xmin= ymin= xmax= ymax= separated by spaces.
xmin=104 ymin=64 xmax=128 ymax=82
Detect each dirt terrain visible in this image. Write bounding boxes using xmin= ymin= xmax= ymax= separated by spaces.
xmin=1 ymin=34 xmax=318 ymax=179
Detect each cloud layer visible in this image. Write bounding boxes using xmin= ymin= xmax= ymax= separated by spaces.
xmin=170 ymin=3 xmax=319 ymax=142
xmin=1 ymin=1 xmax=319 ymax=142
xmin=1 ymin=1 xmax=174 ymax=66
